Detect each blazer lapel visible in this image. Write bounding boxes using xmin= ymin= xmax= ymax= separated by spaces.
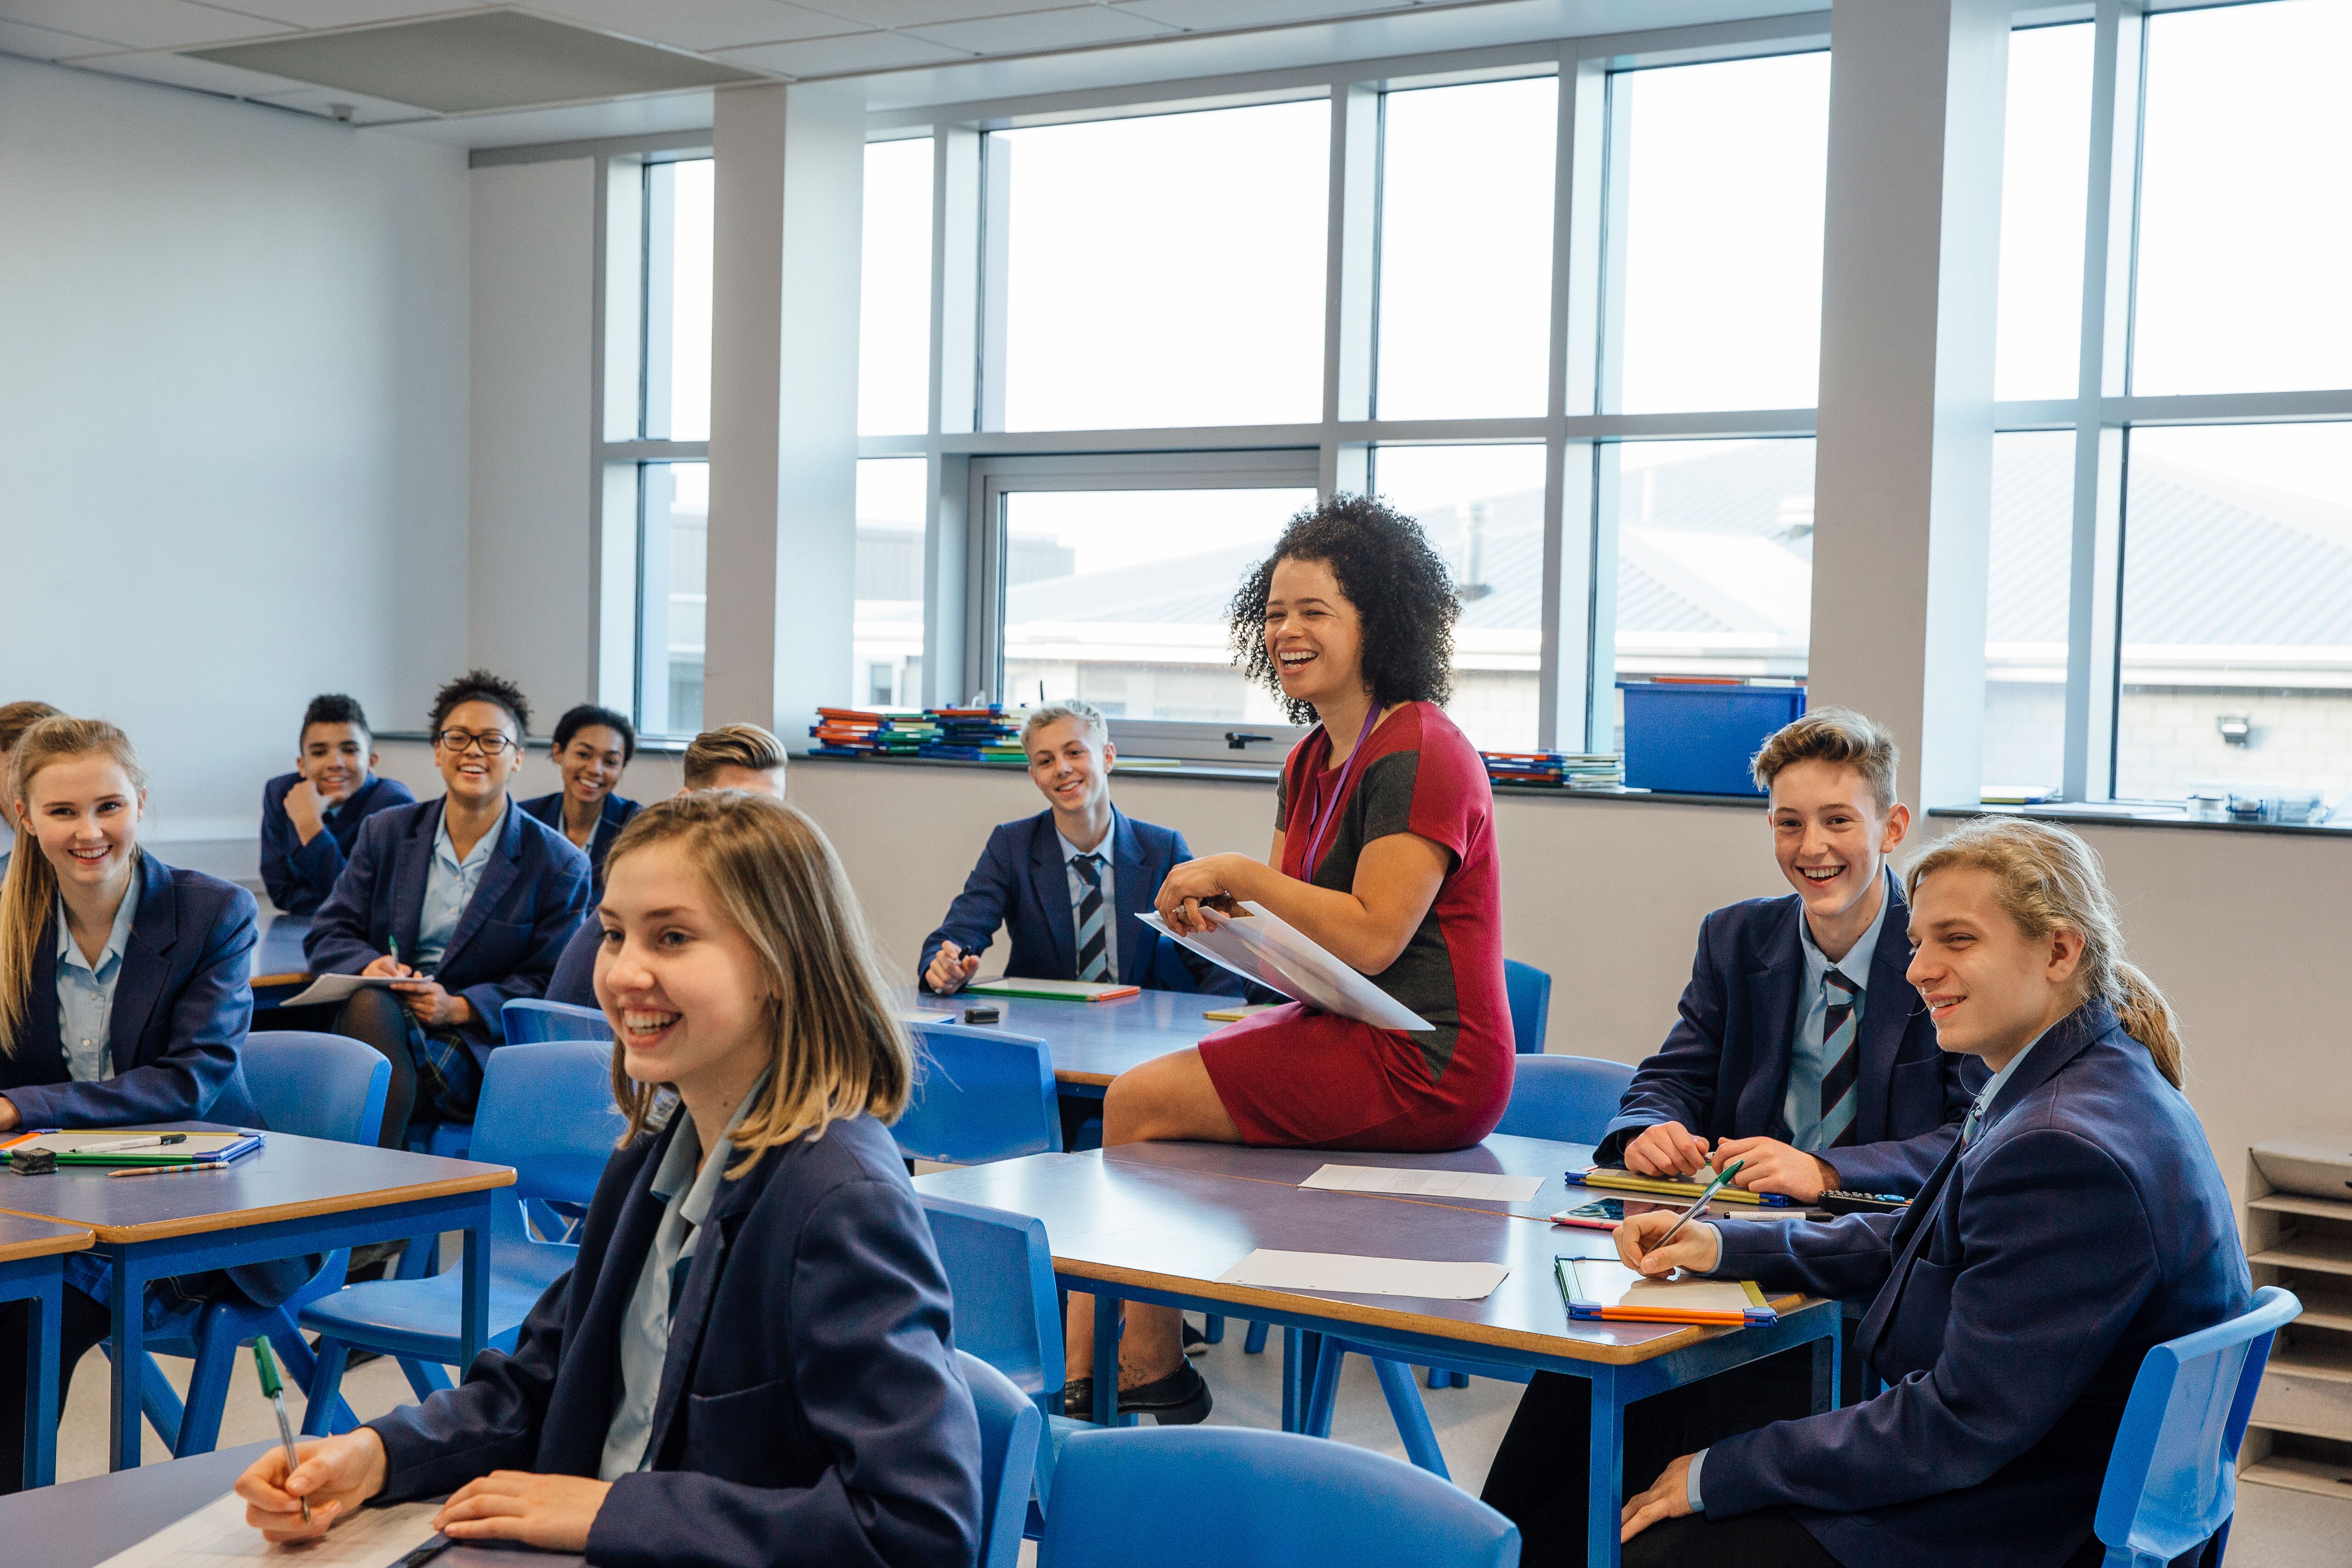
xmin=435 ymin=800 xmax=524 ymax=975
xmin=107 ymin=854 xmax=178 ymax=1073
xmin=543 ymin=1122 xmax=678 ymax=1472
xmin=1028 ymin=816 xmax=1079 ymax=979
xmin=1854 ymin=873 xmax=1917 ymax=1142
xmin=1855 ymin=1132 xmax=1965 ymax=1366
xmin=644 ymin=1163 xmax=764 ymax=1464
xmin=1738 ymin=898 xmax=1805 ymax=1136
xmin=391 ymin=804 xmax=437 ymax=961
xmin=1109 ymin=810 xmax=1150 ymax=986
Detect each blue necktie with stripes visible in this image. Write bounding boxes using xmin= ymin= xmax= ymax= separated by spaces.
xmin=1817 ymin=968 xmax=1860 ymax=1149
xmin=1073 ymin=853 xmax=1111 ymax=982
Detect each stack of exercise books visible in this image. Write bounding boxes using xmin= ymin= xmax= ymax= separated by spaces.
xmin=1479 ymin=750 xmax=1625 ymax=790
xmin=807 ymin=708 xmax=938 ymax=757
xmin=918 ymin=707 xmax=1027 ymax=764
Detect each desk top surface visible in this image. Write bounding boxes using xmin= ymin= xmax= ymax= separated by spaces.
xmin=253 ymin=915 xmax=313 ymax=988
xmin=0 ymin=1212 xmax=93 ymax=1265
xmin=0 ymin=1124 xmax=514 ymax=1243
xmin=0 ymin=1441 xmax=581 ymax=1568
xmin=913 ymin=1144 xmax=1809 ymax=1367
xmin=895 ymin=985 xmax=1227 ymax=1086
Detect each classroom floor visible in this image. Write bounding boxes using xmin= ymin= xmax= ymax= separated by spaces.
xmin=57 ymin=1311 xmax=2350 ymax=1567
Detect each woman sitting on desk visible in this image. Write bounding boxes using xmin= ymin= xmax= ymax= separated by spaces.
xmin=1065 ymin=495 xmax=1514 ymax=1424
xmin=0 ymin=717 xmax=293 ymax=1492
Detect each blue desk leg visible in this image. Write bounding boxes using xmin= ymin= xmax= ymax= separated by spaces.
xmin=460 ymin=1199 xmax=490 ymax=1372
xmin=1587 ymin=1365 xmax=1624 ymax=1568
xmin=107 ymin=1251 xmax=151 ymax=1472
xmin=1091 ymin=1293 xmax=1119 ymax=1427
xmin=19 ymin=1270 xmax=60 ymax=1490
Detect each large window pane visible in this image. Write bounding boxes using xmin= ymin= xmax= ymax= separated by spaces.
xmin=856 ymin=459 xmax=927 ymax=707
xmin=1983 ymin=430 xmax=2075 ymax=795
xmin=999 ymin=487 xmax=1316 ymax=721
xmin=993 ymin=104 xmax=1328 ymax=431
xmin=2134 ymin=0 xmax=2352 ymax=395
xmin=860 ymin=138 xmax=933 ymax=437
xmin=643 ymin=159 xmax=712 ymax=442
xmin=2115 ymin=424 xmax=2352 ymax=803
xmin=1611 ymin=54 xmax=1830 ymax=414
xmin=1370 ymin=445 xmax=1549 ymax=750
xmin=1611 ymin=440 xmax=1816 ymax=740
xmin=1994 ymin=25 xmax=2092 ymax=402
xmin=637 ymin=462 xmax=707 ymax=736
xmin=1375 ymin=77 xmax=1558 ymax=420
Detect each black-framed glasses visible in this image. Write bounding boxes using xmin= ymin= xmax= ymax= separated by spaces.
xmin=435 ymin=729 xmax=519 ymax=756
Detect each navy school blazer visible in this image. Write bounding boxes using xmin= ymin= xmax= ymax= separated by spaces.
xmin=304 ymin=798 xmax=592 ymax=1046
xmin=917 ymin=808 xmax=1239 ymax=996
xmin=257 ymin=773 xmax=416 ymax=917
xmin=1594 ymin=883 xmax=1979 ymax=1195
xmin=366 ymin=1109 xmax=983 ymax=1568
xmin=1 ymin=853 xmax=312 ymax=1307
xmin=519 ymin=791 xmax=641 ymax=887
xmin=1704 ymin=1002 xmax=2250 ymax=1568
xmin=545 ymin=914 xmax=601 ymax=1010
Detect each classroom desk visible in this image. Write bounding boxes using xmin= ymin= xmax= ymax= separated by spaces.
xmin=0 ymin=1126 xmax=514 ymax=1473
xmin=0 ymin=1439 xmax=582 ymax=1568
xmin=250 ymin=914 xmax=314 ymax=1010
xmin=0 ymin=1215 xmax=94 ymax=1489
xmin=895 ymin=985 xmax=1226 ymax=1093
xmin=913 ymin=1142 xmax=1839 ymax=1568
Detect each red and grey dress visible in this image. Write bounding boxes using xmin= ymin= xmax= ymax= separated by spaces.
xmin=1197 ymin=701 xmax=1513 ymax=1152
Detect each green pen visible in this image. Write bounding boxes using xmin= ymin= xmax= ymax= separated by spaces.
xmin=253 ymin=1339 xmax=311 ymax=1524
xmin=1647 ymin=1157 xmax=1746 ymax=1255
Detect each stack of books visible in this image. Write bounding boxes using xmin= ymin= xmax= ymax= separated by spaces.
xmin=918 ymin=707 xmax=1028 ymax=764
xmin=1480 ymin=750 xmax=1625 ymax=789
xmin=808 ymin=708 xmax=937 ymax=757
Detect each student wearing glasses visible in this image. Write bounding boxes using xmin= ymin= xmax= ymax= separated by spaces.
xmin=257 ymin=694 xmax=415 ymax=917
xmin=520 ymin=704 xmax=641 ymax=889
xmin=306 ymin=671 xmax=592 ymax=1145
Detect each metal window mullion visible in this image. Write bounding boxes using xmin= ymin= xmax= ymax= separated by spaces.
xmin=1322 ymin=80 xmax=1378 ymax=498
xmin=1541 ymin=51 xmax=1610 ymax=752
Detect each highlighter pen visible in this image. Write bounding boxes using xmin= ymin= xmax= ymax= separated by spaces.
xmin=252 ymin=1340 xmax=311 ymax=1524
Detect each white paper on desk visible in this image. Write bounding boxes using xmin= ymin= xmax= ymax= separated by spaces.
xmin=277 ymin=973 xmax=405 ymax=1009
xmin=1301 ymin=1164 xmax=1544 ymax=1203
xmin=94 ymin=1490 xmax=442 ymax=1566
xmin=1137 ymin=904 xmax=1430 ymax=1033
xmin=1217 ymin=1247 xmax=1508 ymax=1300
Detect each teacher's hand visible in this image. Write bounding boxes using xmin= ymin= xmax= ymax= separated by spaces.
xmin=1156 ymin=855 xmax=1249 ymax=935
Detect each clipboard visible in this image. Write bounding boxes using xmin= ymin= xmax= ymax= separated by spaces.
xmin=4 ymin=1131 xmax=264 ymax=1167
xmin=1555 ymin=1257 xmax=1778 ymax=1325
xmin=1567 ymin=1166 xmax=1796 ymax=1208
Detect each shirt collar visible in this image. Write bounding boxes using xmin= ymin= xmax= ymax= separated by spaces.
xmin=1057 ymin=820 xmax=1113 ymax=865
xmin=1972 ymin=1027 xmax=2049 ymax=1126
xmin=57 ymin=862 xmax=143 ymax=977
xmin=650 ymin=1069 xmax=774 ymax=1224
xmin=433 ymin=799 xmax=505 ymax=871
xmin=1798 ymin=866 xmax=1894 ymax=992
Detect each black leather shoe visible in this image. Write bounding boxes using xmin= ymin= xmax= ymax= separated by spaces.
xmin=1063 ymin=1377 xmax=1094 ymax=1419
xmin=1118 ymin=1362 xmax=1213 ymax=1425
xmin=1182 ymin=1320 xmax=1208 ymax=1356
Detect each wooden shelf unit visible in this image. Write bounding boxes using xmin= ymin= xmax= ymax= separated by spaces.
xmin=2244 ymin=1161 xmax=2352 ymax=1499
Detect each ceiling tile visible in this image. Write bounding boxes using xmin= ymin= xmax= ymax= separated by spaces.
xmin=1117 ymin=0 xmax=1408 ymax=32
xmin=905 ymin=4 xmax=1173 ymax=53
xmin=72 ymin=45 xmax=326 ymax=95
xmin=0 ymin=14 xmax=115 ymax=55
xmin=216 ymin=1 xmax=488 ymax=26
xmin=520 ymin=0 xmax=854 ymax=51
xmin=0 ymin=0 xmax=292 ymax=49
xmin=713 ymin=28 xmax=966 ymax=74
xmin=794 ymin=0 xmax=1028 ymax=28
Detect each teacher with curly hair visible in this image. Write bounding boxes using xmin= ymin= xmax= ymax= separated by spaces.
xmin=1062 ymin=493 xmax=1514 ymax=1426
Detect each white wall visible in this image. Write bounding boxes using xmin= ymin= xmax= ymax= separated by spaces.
xmin=0 ymin=57 xmax=470 ymax=866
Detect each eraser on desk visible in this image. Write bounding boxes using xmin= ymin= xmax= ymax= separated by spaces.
xmin=8 ymin=1149 xmax=57 ymax=1175
xmin=962 ymin=1005 xmax=1001 ymax=1025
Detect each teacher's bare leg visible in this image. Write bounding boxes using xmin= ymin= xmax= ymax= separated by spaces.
xmin=1065 ymin=1049 xmax=1244 ymax=1386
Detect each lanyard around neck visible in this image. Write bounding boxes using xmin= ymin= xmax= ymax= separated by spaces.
xmin=1300 ymin=703 xmax=1382 ymax=878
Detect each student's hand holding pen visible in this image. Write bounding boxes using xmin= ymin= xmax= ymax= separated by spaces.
xmin=1621 ymin=1120 xmax=1714 ymax=1179
xmin=925 ymin=941 xmax=981 ymax=994
xmin=361 ymin=953 xmax=417 ymax=981
xmin=235 ymin=1429 xmax=387 ymax=1543
xmin=1613 ymin=1206 xmax=1723 ymax=1279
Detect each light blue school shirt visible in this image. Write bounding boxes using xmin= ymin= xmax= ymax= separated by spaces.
xmin=57 ymin=872 xmax=143 ymax=1083
xmin=1057 ymin=826 xmax=1117 ymax=979
xmin=599 ymin=1074 xmax=769 ymax=1480
xmin=1783 ymin=869 xmax=1895 ymax=1152
xmin=414 ymin=801 xmax=503 ymax=972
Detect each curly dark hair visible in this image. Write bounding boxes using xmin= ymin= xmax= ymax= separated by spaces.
xmin=428 ymin=668 xmax=532 ymax=742
xmin=1226 ymin=493 xmax=1458 ymax=725
xmin=553 ymin=703 xmax=638 ymax=763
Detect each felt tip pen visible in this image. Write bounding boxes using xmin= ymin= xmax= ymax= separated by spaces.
xmin=252 ymin=1340 xmax=311 ymax=1524
xmin=78 ymin=1133 xmax=187 ymax=1154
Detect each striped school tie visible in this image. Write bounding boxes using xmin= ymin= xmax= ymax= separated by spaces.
xmin=1817 ymin=969 xmax=1860 ymax=1148
xmin=1073 ymin=854 xmax=1111 ymax=982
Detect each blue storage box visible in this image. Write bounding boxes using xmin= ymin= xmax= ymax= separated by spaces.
xmin=1618 ymin=682 xmax=1807 ymax=797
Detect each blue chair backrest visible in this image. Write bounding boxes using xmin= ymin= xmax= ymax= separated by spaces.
xmin=502 ymin=997 xmax=613 ymax=1045
xmin=1492 ymin=1053 xmax=1635 ymax=1143
xmin=960 ymin=1351 xmax=1043 ymax=1568
xmin=1504 ymin=959 xmax=1551 ymax=1054
xmin=1038 ymin=1426 xmax=1520 ymax=1568
xmin=243 ymin=1032 xmax=390 ymax=1147
xmin=896 ymin=1021 xmax=1062 ymax=1165
xmin=470 ymin=1042 xmax=630 ymax=1209
xmin=2093 ymin=1285 xmax=2301 ymax=1565
xmin=923 ymin=1195 xmax=1064 ymax=1409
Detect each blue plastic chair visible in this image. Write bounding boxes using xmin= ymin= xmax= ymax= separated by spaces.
xmin=1504 ymin=959 xmax=1552 ymax=1054
xmin=124 ymin=1032 xmax=388 ymax=1455
xmin=502 ymin=997 xmax=612 ymax=1044
xmin=961 ymin=1350 xmax=1044 ymax=1568
xmin=298 ymin=1041 xmax=628 ymax=1428
xmin=1492 ymin=1053 xmax=1636 ymax=1142
xmin=1037 ymin=1426 xmax=1520 ymax=1568
xmin=896 ymin=1020 xmax=1062 ymax=1165
xmin=2092 ymin=1285 xmax=2301 ymax=1567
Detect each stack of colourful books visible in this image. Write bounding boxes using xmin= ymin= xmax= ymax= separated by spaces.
xmin=919 ymin=706 xmax=1027 ymax=763
xmin=808 ymin=708 xmax=937 ymax=757
xmin=1480 ymin=750 xmax=1625 ymax=789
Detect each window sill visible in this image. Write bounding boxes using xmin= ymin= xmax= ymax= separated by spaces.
xmin=1930 ymin=803 xmax=2352 ymax=838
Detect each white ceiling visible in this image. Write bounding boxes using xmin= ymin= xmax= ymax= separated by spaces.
xmin=0 ymin=0 xmax=1815 ymax=145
